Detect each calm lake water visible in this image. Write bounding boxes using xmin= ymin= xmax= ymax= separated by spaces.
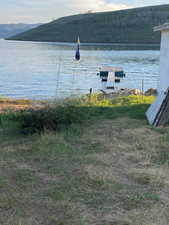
xmin=0 ymin=39 xmax=160 ymax=99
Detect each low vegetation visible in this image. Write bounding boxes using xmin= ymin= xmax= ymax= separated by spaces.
xmin=0 ymin=94 xmax=169 ymax=225
xmin=16 ymin=94 xmax=155 ymax=133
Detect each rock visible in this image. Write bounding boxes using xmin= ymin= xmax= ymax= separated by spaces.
xmin=116 ymin=88 xmax=131 ymax=96
xmin=128 ymin=89 xmax=143 ymax=95
xmin=145 ymin=88 xmax=158 ymax=96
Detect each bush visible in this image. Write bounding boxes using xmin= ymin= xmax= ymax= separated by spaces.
xmin=16 ymin=95 xmax=155 ymax=134
xmin=18 ymin=105 xmax=87 ymax=133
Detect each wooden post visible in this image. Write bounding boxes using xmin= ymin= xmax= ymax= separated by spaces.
xmin=142 ymin=79 xmax=144 ymax=102
xmin=89 ymin=88 xmax=92 ymax=102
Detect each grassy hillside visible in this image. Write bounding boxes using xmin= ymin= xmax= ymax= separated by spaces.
xmin=1 ymin=94 xmax=169 ymax=224
xmin=7 ymin=4 xmax=169 ymax=44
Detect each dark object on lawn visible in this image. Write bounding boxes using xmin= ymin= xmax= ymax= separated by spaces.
xmin=145 ymin=88 xmax=158 ymax=96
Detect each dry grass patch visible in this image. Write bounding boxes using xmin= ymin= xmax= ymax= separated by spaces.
xmin=1 ymin=109 xmax=169 ymax=224
xmin=0 ymin=97 xmax=46 ymax=113
xmin=0 ymin=98 xmax=31 ymax=112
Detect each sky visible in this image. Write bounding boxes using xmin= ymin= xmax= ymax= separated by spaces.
xmin=1 ymin=0 xmax=168 ymax=24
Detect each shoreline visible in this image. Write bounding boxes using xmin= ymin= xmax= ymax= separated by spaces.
xmin=0 ymin=88 xmax=157 ymax=112
xmin=5 ymin=39 xmax=160 ymax=47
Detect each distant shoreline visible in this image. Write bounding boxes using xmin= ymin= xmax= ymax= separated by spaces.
xmin=4 ymin=39 xmax=160 ymax=48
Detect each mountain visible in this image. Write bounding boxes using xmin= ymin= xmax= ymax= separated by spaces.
xmin=6 ymin=4 xmax=169 ymax=44
xmin=0 ymin=24 xmax=42 ymax=38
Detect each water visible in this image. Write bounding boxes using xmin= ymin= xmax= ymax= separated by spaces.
xmin=0 ymin=39 xmax=160 ymax=99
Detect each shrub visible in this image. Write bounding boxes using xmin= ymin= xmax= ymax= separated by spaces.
xmin=18 ymin=105 xmax=87 ymax=133
xmin=16 ymin=95 xmax=155 ymax=134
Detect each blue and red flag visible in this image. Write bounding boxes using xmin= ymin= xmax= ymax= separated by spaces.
xmin=75 ymin=37 xmax=80 ymax=61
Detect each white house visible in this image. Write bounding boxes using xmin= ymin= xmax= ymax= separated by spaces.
xmin=146 ymin=23 xmax=169 ymax=126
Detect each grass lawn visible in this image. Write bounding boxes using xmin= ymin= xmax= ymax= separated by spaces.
xmin=0 ymin=94 xmax=169 ymax=225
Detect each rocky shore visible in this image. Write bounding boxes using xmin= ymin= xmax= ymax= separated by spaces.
xmin=0 ymin=89 xmax=157 ymax=112
xmin=100 ymin=88 xmax=157 ymax=97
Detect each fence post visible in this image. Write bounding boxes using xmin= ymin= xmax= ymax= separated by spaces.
xmin=89 ymin=88 xmax=92 ymax=102
xmin=142 ymin=79 xmax=144 ymax=102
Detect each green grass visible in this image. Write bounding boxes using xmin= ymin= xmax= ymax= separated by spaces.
xmin=0 ymin=94 xmax=169 ymax=225
xmin=14 ymin=94 xmax=155 ymax=134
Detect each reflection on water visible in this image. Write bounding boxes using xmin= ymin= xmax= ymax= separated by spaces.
xmin=0 ymin=39 xmax=160 ymax=99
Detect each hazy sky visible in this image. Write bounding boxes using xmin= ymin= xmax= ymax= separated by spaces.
xmin=1 ymin=0 xmax=168 ymax=23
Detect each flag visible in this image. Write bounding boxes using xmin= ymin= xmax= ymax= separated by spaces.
xmin=75 ymin=37 xmax=80 ymax=61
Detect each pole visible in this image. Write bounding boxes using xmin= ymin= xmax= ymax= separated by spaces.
xmin=56 ymin=53 xmax=62 ymax=98
xmin=89 ymin=88 xmax=92 ymax=102
xmin=141 ymin=79 xmax=144 ymax=102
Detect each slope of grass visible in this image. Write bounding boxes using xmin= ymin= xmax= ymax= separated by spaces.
xmin=7 ymin=4 xmax=169 ymax=44
xmin=15 ymin=94 xmax=155 ymax=133
xmin=1 ymin=95 xmax=169 ymax=225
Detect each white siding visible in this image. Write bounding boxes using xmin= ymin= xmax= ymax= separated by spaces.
xmin=158 ymin=30 xmax=169 ymax=93
xmin=146 ymin=28 xmax=169 ymax=125
xmin=146 ymin=92 xmax=165 ymax=125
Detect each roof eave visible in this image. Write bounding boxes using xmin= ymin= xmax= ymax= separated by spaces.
xmin=154 ymin=23 xmax=169 ymax=32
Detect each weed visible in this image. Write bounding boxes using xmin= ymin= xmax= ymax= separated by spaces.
xmin=121 ymin=192 xmax=159 ymax=210
xmin=152 ymin=148 xmax=169 ymax=165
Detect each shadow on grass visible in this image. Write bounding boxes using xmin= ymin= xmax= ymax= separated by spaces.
xmin=13 ymin=103 xmax=150 ymax=134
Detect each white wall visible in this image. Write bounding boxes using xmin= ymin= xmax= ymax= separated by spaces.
xmin=146 ymin=28 xmax=169 ymax=125
xmin=158 ymin=30 xmax=169 ymax=93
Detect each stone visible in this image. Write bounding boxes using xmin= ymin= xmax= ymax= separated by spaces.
xmin=128 ymin=89 xmax=143 ymax=95
xmin=145 ymin=88 xmax=158 ymax=96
